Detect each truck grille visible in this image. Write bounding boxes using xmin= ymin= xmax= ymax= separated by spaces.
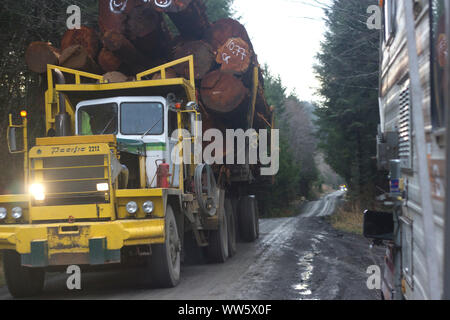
xmin=31 ymin=155 xmax=110 ymax=206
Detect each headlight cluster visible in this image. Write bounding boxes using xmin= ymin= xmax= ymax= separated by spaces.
xmin=126 ymin=201 xmax=154 ymax=216
xmin=0 ymin=207 xmax=23 ymax=221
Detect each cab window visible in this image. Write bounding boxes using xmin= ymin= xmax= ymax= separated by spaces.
xmin=78 ymin=103 xmax=118 ymax=135
xmin=121 ymin=102 xmax=164 ymax=135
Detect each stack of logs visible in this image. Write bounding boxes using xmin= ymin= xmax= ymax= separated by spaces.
xmin=25 ymin=0 xmax=272 ymax=130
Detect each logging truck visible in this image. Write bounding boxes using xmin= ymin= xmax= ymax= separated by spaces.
xmin=0 ymin=56 xmax=273 ymax=298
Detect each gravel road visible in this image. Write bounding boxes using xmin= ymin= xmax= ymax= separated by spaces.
xmin=0 ymin=191 xmax=384 ymax=300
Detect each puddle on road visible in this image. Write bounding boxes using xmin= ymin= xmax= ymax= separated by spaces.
xmin=292 ymin=235 xmax=324 ymax=299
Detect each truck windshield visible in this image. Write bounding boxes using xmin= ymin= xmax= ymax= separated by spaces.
xmin=121 ymin=102 xmax=164 ymax=135
xmin=78 ymin=103 xmax=118 ymax=135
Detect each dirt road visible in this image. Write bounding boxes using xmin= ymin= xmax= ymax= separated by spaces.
xmin=0 ymin=191 xmax=384 ymax=300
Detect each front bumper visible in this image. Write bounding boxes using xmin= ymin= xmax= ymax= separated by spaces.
xmin=0 ymin=219 xmax=165 ymax=267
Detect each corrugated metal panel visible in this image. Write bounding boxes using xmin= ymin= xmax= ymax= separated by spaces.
xmin=398 ymin=87 xmax=412 ymax=169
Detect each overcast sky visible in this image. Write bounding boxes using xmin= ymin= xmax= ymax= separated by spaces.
xmin=232 ymin=0 xmax=328 ymax=102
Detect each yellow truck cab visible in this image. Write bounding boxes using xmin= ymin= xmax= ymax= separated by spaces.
xmin=0 ymin=56 xmax=262 ymax=298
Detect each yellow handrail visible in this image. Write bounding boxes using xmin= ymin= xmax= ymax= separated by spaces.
xmin=136 ymin=55 xmax=195 ymax=89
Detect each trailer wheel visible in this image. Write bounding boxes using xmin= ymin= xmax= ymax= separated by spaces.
xmin=206 ymin=203 xmax=229 ymax=263
xmin=2 ymin=250 xmax=45 ymax=298
xmin=239 ymin=196 xmax=258 ymax=242
xmin=225 ymin=198 xmax=237 ymax=257
xmin=148 ymin=205 xmax=181 ymax=288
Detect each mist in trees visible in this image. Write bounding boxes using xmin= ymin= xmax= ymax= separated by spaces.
xmin=259 ymin=66 xmax=320 ymax=216
xmin=314 ymin=0 xmax=385 ymax=200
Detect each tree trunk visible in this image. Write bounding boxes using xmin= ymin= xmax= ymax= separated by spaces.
xmin=99 ymin=0 xmax=128 ymax=34
xmin=98 ymin=48 xmax=122 ymax=72
xmin=102 ymin=30 xmax=148 ymax=71
xmin=103 ymin=71 xmax=131 ymax=83
xmin=205 ymin=18 xmax=252 ymax=51
xmin=216 ymin=38 xmax=253 ymax=75
xmin=25 ymin=42 xmax=60 ymax=73
xmin=127 ymin=5 xmax=172 ymax=62
xmin=61 ymin=26 xmax=100 ymax=59
xmin=173 ymin=40 xmax=215 ymax=79
xmin=153 ymin=0 xmax=209 ymax=39
xmin=59 ymin=45 xmax=101 ymax=74
xmin=200 ymin=70 xmax=248 ymax=114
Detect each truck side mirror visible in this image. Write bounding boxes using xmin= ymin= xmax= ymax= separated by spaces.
xmin=363 ymin=210 xmax=394 ymax=241
xmin=7 ymin=126 xmax=24 ymax=153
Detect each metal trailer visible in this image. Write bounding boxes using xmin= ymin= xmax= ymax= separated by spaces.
xmin=365 ymin=0 xmax=450 ymax=300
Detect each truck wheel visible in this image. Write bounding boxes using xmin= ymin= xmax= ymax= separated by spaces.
xmin=231 ymin=198 xmax=241 ymax=242
xmin=2 ymin=250 xmax=45 ymax=298
xmin=238 ymin=196 xmax=257 ymax=242
xmin=206 ymin=203 xmax=229 ymax=263
xmin=148 ymin=205 xmax=181 ymax=288
xmin=254 ymin=199 xmax=260 ymax=239
xmin=225 ymin=198 xmax=237 ymax=257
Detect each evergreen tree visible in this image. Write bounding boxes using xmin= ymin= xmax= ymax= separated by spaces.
xmin=314 ymin=0 xmax=382 ymax=198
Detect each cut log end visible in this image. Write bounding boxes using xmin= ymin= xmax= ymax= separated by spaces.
xmin=25 ymin=42 xmax=60 ymax=74
xmin=98 ymin=48 xmax=122 ymax=72
xmin=200 ymin=70 xmax=249 ymax=114
xmin=59 ymin=45 xmax=100 ymax=74
xmin=173 ymin=40 xmax=214 ymax=79
xmin=61 ymin=26 xmax=100 ymax=59
xmin=216 ymin=38 xmax=253 ymax=75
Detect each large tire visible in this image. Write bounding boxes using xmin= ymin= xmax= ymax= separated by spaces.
xmin=238 ymin=196 xmax=258 ymax=242
xmin=225 ymin=198 xmax=237 ymax=257
xmin=254 ymin=198 xmax=260 ymax=239
xmin=2 ymin=250 xmax=45 ymax=298
xmin=147 ymin=205 xmax=181 ymax=288
xmin=206 ymin=203 xmax=229 ymax=263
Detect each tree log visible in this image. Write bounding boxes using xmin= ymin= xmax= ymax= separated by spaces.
xmin=99 ymin=0 xmax=130 ymax=34
xmin=151 ymin=68 xmax=177 ymax=80
xmin=153 ymin=0 xmax=209 ymax=39
xmin=173 ymin=40 xmax=214 ymax=79
xmin=205 ymin=18 xmax=252 ymax=51
xmin=103 ymin=30 xmax=148 ymax=69
xmin=59 ymin=45 xmax=101 ymax=74
xmin=127 ymin=4 xmax=161 ymax=38
xmin=216 ymin=38 xmax=253 ymax=75
xmin=98 ymin=48 xmax=122 ymax=72
xmin=61 ymin=26 xmax=100 ymax=59
xmin=126 ymin=5 xmax=171 ymax=61
xmin=25 ymin=42 xmax=60 ymax=73
xmin=200 ymin=70 xmax=248 ymax=114
xmin=103 ymin=71 xmax=130 ymax=83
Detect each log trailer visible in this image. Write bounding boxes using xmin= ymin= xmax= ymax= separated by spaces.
xmin=0 ymin=56 xmax=270 ymax=298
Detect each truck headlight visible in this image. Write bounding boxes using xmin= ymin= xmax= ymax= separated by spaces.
xmin=0 ymin=207 xmax=7 ymax=220
xmin=143 ymin=201 xmax=154 ymax=214
xmin=29 ymin=183 xmax=45 ymax=201
xmin=11 ymin=207 xmax=22 ymax=220
xmin=126 ymin=201 xmax=138 ymax=215
xmin=97 ymin=183 xmax=109 ymax=192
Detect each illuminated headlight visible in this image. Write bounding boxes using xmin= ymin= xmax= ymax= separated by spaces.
xmin=0 ymin=207 xmax=7 ymax=220
xmin=126 ymin=201 xmax=138 ymax=215
xmin=143 ymin=201 xmax=154 ymax=215
xmin=29 ymin=183 xmax=45 ymax=201
xmin=11 ymin=207 xmax=22 ymax=220
xmin=97 ymin=183 xmax=109 ymax=192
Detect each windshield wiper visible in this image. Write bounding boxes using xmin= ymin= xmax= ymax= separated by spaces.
xmin=100 ymin=116 xmax=116 ymax=135
xmin=141 ymin=118 xmax=163 ymax=139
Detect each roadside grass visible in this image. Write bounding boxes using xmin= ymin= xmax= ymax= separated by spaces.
xmin=0 ymin=255 xmax=4 ymax=288
xmin=328 ymin=201 xmax=364 ymax=235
